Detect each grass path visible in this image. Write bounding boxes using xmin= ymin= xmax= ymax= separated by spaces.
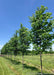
xmin=7 ymin=64 xmax=20 ymax=75
xmin=16 ymin=55 xmax=54 ymax=74
xmin=0 ymin=55 xmax=54 ymax=75
xmin=18 ymin=59 xmax=53 ymax=73
xmin=3 ymin=56 xmax=41 ymax=75
xmin=0 ymin=57 xmax=9 ymax=75
xmin=0 ymin=63 xmax=4 ymax=75
xmin=0 ymin=57 xmax=19 ymax=75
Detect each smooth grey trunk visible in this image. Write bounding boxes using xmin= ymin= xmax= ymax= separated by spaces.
xmin=40 ymin=51 xmax=43 ymax=75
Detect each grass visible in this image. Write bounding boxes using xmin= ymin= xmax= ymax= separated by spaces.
xmin=0 ymin=54 xmax=54 ymax=75
xmin=4 ymin=56 xmax=41 ymax=75
xmin=16 ymin=54 xmax=54 ymax=73
xmin=0 ymin=57 xmax=16 ymax=75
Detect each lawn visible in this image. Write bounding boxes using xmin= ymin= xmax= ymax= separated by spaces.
xmin=0 ymin=57 xmax=16 ymax=75
xmin=16 ymin=54 xmax=54 ymax=74
xmin=0 ymin=54 xmax=54 ymax=75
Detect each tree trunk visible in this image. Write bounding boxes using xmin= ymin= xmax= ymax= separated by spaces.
xmin=22 ymin=53 xmax=24 ymax=70
xmin=40 ymin=51 xmax=43 ymax=75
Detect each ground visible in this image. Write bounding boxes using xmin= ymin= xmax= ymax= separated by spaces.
xmin=0 ymin=54 xmax=54 ymax=75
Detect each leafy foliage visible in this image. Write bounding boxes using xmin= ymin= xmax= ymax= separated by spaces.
xmin=29 ymin=5 xmax=54 ymax=52
xmin=19 ymin=24 xmax=31 ymax=55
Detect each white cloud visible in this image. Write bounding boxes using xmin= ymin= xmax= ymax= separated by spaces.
xmin=27 ymin=44 xmax=33 ymax=51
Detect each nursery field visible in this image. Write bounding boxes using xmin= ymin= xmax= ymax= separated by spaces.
xmin=0 ymin=54 xmax=54 ymax=75
xmin=0 ymin=57 xmax=16 ymax=75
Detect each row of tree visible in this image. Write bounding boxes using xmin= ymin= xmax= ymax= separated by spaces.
xmin=1 ymin=24 xmax=54 ymax=55
xmin=1 ymin=5 xmax=54 ymax=75
xmin=1 ymin=24 xmax=31 ymax=56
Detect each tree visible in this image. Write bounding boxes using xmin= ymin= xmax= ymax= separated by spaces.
xmin=1 ymin=30 xmax=21 ymax=59
xmin=1 ymin=43 xmax=10 ymax=54
xmin=1 ymin=42 xmax=12 ymax=58
xmin=19 ymin=24 xmax=31 ymax=69
xmin=13 ymin=30 xmax=19 ymax=56
xmin=8 ymin=31 xmax=19 ymax=60
xmin=49 ymin=47 xmax=53 ymax=54
xmin=29 ymin=5 xmax=54 ymax=75
xmin=33 ymin=44 xmax=40 ymax=55
xmin=31 ymin=50 xmax=36 ymax=55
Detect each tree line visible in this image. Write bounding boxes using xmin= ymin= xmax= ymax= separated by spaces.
xmin=1 ymin=5 xmax=54 ymax=75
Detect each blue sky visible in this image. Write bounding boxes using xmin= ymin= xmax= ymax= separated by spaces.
xmin=0 ymin=0 xmax=54 ymax=49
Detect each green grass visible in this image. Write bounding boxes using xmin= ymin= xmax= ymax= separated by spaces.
xmin=4 ymin=56 xmax=41 ymax=75
xmin=0 ymin=54 xmax=54 ymax=75
xmin=0 ymin=57 xmax=16 ymax=75
xmin=16 ymin=54 xmax=54 ymax=73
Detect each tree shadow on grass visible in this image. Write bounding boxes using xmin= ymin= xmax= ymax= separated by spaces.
xmin=4 ymin=57 xmax=51 ymax=75
xmin=4 ymin=57 xmax=21 ymax=65
xmin=4 ymin=57 xmax=40 ymax=72
xmin=23 ymin=63 xmax=40 ymax=71
xmin=3 ymin=57 xmax=54 ymax=75
xmin=36 ymin=73 xmax=54 ymax=75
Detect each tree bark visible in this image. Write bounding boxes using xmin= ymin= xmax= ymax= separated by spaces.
xmin=40 ymin=51 xmax=43 ymax=75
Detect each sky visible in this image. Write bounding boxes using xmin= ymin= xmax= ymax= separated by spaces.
xmin=0 ymin=0 xmax=54 ymax=50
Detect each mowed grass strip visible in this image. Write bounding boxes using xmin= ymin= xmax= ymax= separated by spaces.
xmin=4 ymin=55 xmax=51 ymax=75
xmin=3 ymin=56 xmax=41 ymax=75
xmin=0 ymin=63 xmax=4 ymax=75
xmin=0 ymin=57 xmax=16 ymax=75
xmin=16 ymin=54 xmax=54 ymax=73
xmin=1 ymin=54 xmax=54 ymax=75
